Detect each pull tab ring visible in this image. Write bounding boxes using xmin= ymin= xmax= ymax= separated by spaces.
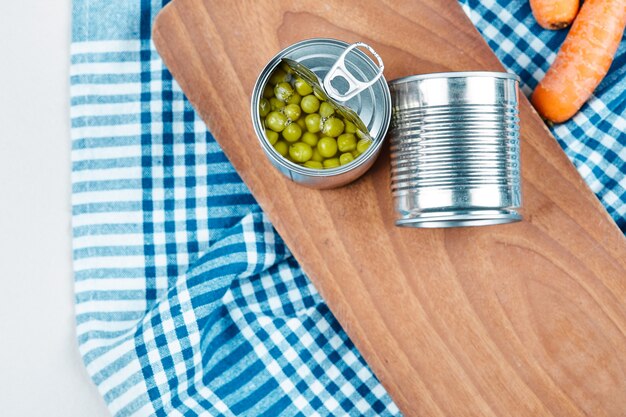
xmin=323 ymin=42 xmax=384 ymax=102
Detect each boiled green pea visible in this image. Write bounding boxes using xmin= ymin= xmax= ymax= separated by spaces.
xmin=283 ymin=103 xmax=301 ymax=121
xmin=269 ymin=97 xmax=285 ymax=111
xmin=282 ymin=123 xmax=302 ymax=142
xmin=304 ymin=160 xmax=323 ymax=169
xmin=311 ymin=148 xmax=323 ymax=162
xmin=286 ymin=92 xmax=301 ymax=105
xmin=337 ymin=133 xmax=356 ymax=152
xmin=269 ymin=69 xmax=289 ymax=85
xmin=305 ymin=113 xmax=322 ymax=133
xmin=263 ymin=84 xmax=274 ymax=98
xmin=344 ymin=119 xmax=357 ymax=134
xmin=274 ymin=140 xmax=288 ymax=157
xmin=289 ymin=142 xmax=313 ymax=162
xmin=274 ymin=82 xmax=294 ymax=102
xmin=301 ymin=132 xmax=318 ymax=147
xmin=319 ymin=102 xmax=335 ymax=118
xmin=300 ymin=95 xmax=320 ymax=114
xmin=356 ymin=138 xmax=372 ymax=153
xmin=294 ymin=78 xmax=313 ymax=96
xmin=280 ymin=61 xmax=294 ymax=74
xmin=265 ymin=129 xmax=279 ymax=145
xmin=266 ymin=111 xmax=288 ymax=132
xmin=322 ymin=117 xmax=344 ymax=138
xmin=259 ymin=98 xmax=270 ymax=117
xmin=339 ymin=152 xmax=354 ymax=165
xmin=323 ymin=158 xmax=340 ymax=168
xmin=317 ymin=137 xmax=337 ymax=158
xmin=296 ymin=117 xmax=306 ymax=129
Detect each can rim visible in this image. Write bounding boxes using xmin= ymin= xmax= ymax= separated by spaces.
xmin=388 ymin=71 xmax=520 ymax=85
xmin=251 ymin=38 xmax=391 ymax=178
xmin=395 ymin=209 xmax=522 ymax=228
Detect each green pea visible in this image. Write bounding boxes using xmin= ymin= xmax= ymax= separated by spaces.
xmin=322 ymin=117 xmax=345 ymax=138
xmin=294 ymin=78 xmax=313 ymax=96
xmin=304 ymin=160 xmax=323 ymax=169
xmin=305 ymin=113 xmax=322 ymax=133
xmin=339 ymin=152 xmax=354 ymax=165
xmin=323 ymin=158 xmax=340 ymax=168
xmin=265 ymin=129 xmax=279 ymax=145
xmin=314 ymin=90 xmax=325 ymax=100
xmin=300 ymin=95 xmax=320 ymax=114
xmin=263 ymin=84 xmax=274 ymax=98
xmin=289 ymin=142 xmax=313 ymax=162
xmin=274 ymin=82 xmax=294 ymax=102
xmin=344 ymin=119 xmax=357 ymax=134
xmin=311 ymin=148 xmax=324 ymax=162
xmin=265 ymin=111 xmax=288 ymax=132
xmin=280 ymin=61 xmax=294 ymax=74
xmin=282 ymin=123 xmax=302 ymax=142
xmin=319 ymin=102 xmax=335 ymax=118
xmin=259 ymin=98 xmax=270 ymax=117
xmin=269 ymin=97 xmax=285 ymax=111
xmin=337 ymin=133 xmax=356 ymax=152
xmin=296 ymin=117 xmax=306 ymax=129
xmin=301 ymin=132 xmax=318 ymax=147
xmin=274 ymin=140 xmax=288 ymax=157
xmin=283 ymin=103 xmax=301 ymax=121
xmin=287 ymin=92 xmax=301 ymax=105
xmin=356 ymin=138 xmax=372 ymax=154
xmin=269 ymin=69 xmax=289 ymax=85
xmin=317 ymin=137 xmax=338 ymax=158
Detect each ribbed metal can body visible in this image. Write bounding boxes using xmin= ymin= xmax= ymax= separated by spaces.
xmin=388 ymin=72 xmax=522 ymax=228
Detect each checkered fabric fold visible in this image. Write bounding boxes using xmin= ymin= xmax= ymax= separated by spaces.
xmin=71 ymin=1 xmax=625 ymax=416
xmin=72 ymin=1 xmax=397 ymax=415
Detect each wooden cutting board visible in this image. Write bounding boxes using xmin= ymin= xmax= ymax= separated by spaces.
xmin=153 ymin=1 xmax=626 ymax=415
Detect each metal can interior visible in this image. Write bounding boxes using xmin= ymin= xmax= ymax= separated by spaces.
xmin=388 ymin=72 xmax=522 ymax=228
xmin=251 ymin=38 xmax=392 ymax=189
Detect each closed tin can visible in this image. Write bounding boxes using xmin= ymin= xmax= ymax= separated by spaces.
xmin=251 ymin=38 xmax=392 ymax=189
xmin=388 ymin=72 xmax=522 ymax=228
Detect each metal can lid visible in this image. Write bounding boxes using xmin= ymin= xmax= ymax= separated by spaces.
xmin=281 ymin=57 xmax=371 ymax=142
xmin=321 ymin=42 xmax=385 ymax=102
xmin=281 ymin=41 xmax=386 ymax=143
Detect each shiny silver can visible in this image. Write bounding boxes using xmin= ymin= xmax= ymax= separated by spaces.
xmin=251 ymin=38 xmax=392 ymax=189
xmin=388 ymin=72 xmax=522 ymax=227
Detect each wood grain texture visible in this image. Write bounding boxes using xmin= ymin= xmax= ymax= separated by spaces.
xmin=152 ymin=1 xmax=626 ymax=415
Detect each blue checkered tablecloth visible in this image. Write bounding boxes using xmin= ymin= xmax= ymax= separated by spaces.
xmin=71 ymin=1 xmax=625 ymax=416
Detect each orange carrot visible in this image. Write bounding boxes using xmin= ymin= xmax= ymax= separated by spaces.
xmin=530 ymin=0 xmax=580 ymax=30
xmin=531 ymin=0 xmax=626 ymax=123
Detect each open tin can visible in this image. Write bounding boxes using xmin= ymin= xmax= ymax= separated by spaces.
xmin=251 ymin=38 xmax=392 ymax=189
xmin=388 ymin=72 xmax=522 ymax=227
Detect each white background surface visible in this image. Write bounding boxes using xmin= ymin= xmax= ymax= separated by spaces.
xmin=0 ymin=1 xmax=111 ymax=415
